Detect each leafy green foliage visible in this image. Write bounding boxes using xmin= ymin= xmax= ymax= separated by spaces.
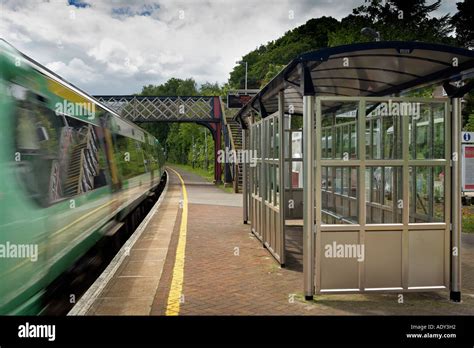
xmin=141 ymin=77 xmax=198 ymax=96
xmin=329 ymin=0 xmax=453 ymax=46
xmin=260 ymin=64 xmax=285 ymax=88
xmin=451 ymin=0 xmax=474 ymax=48
xmin=463 ymin=92 xmax=474 ymax=131
xmin=138 ymin=78 xmax=220 ymax=174
xmin=229 ymin=17 xmax=340 ymax=88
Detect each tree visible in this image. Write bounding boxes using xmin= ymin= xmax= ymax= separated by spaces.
xmin=463 ymin=92 xmax=474 ymax=131
xmin=329 ymin=0 xmax=453 ymax=46
xmin=140 ymin=77 xmax=198 ymax=96
xmin=137 ymin=78 xmax=220 ymax=171
xmin=138 ymin=77 xmax=200 ymax=145
xmin=228 ymin=17 xmax=340 ymax=88
xmin=199 ymin=81 xmax=223 ymax=96
xmin=260 ymin=64 xmax=285 ymax=88
xmin=451 ymin=0 xmax=474 ymax=48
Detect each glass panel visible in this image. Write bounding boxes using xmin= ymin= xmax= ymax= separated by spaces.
xmin=321 ymin=101 xmax=359 ymax=160
xmin=275 ymin=164 xmax=280 ymax=206
xmin=274 ymin=117 xmax=279 ymax=159
xmin=290 ymin=115 xmax=303 ymax=130
xmin=291 ymin=160 xmax=303 ymax=189
xmin=433 ymin=104 xmax=446 ymax=159
xmin=291 ymin=131 xmax=302 ymax=158
xmin=409 ymin=103 xmax=445 ymax=160
xmin=290 ymin=130 xmax=303 ymax=189
xmin=409 ymin=166 xmax=445 ymax=222
xmin=114 ymin=135 xmax=146 ymax=180
xmin=257 ymin=124 xmax=261 ymax=158
xmin=269 ymin=120 xmax=274 ymax=159
xmin=321 ymin=166 xmax=358 ymax=224
xmin=365 ymin=167 xmax=403 ymax=224
xmin=365 ymin=101 xmax=403 ymax=160
xmin=267 ymin=163 xmax=273 ymax=204
xmin=255 ymin=163 xmax=260 ymax=194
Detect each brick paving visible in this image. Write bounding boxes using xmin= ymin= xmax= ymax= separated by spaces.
xmin=149 ymin=166 xmax=474 ymax=315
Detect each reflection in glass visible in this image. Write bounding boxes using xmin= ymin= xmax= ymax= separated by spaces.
xmin=409 ymin=166 xmax=445 ymax=222
xmin=409 ymin=103 xmax=445 ymax=160
xmin=365 ymin=167 xmax=403 ymax=223
xmin=321 ymin=166 xmax=358 ymax=224
xmin=321 ymin=101 xmax=358 ymax=160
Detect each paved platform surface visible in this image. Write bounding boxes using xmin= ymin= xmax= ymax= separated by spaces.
xmin=85 ymin=173 xmax=182 ymax=315
xmin=85 ymin=166 xmax=474 ymax=315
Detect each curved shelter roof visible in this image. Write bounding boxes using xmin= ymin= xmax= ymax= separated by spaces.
xmin=234 ymin=41 xmax=474 ymax=127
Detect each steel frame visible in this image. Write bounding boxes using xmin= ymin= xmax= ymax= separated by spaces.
xmin=310 ymin=96 xmax=453 ymax=297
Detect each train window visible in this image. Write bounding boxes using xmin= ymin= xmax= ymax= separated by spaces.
xmin=60 ymin=116 xmax=109 ymax=198
xmin=14 ymin=86 xmax=109 ymax=206
xmin=114 ymin=134 xmax=146 ymax=180
xmin=15 ymin=88 xmax=62 ymax=206
xmin=144 ymin=135 xmax=158 ymax=173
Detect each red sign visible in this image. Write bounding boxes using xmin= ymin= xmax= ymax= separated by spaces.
xmin=466 ymin=146 xmax=474 ymax=158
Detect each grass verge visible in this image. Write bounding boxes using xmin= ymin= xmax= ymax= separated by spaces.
xmin=463 ymin=206 xmax=474 ymax=233
xmin=166 ymin=163 xmax=235 ymax=194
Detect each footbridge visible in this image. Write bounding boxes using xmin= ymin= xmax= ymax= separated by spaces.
xmin=94 ymin=95 xmax=232 ymax=183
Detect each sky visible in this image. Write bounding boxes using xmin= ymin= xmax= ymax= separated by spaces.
xmin=0 ymin=0 xmax=459 ymax=95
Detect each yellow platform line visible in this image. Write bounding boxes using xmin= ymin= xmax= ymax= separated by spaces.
xmin=165 ymin=167 xmax=188 ymax=316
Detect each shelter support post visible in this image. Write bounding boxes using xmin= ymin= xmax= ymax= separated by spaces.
xmin=303 ymin=95 xmax=315 ymax=300
xmin=213 ymin=124 xmax=223 ymax=184
xmin=224 ymin=125 xmax=232 ymax=184
xmin=278 ymin=91 xmax=286 ymax=266
xmin=451 ymin=97 xmax=462 ymax=302
xmin=242 ymin=128 xmax=249 ymax=224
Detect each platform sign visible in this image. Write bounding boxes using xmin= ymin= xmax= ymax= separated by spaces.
xmin=462 ymin=144 xmax=474 ymax=192
xmin=226 ymin=89 xmax=259 ymax=109
xmin=462 ymin=132 xmax=474 ymax=144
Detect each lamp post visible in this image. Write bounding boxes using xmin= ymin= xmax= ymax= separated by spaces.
xmin=236 ymin=60 xmax=248 ymax=93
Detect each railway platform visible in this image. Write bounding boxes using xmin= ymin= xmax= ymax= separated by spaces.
xmin=70 ymin=166 xmax=474 ymax=316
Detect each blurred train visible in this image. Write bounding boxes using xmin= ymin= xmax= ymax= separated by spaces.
xmin=0 ymin=39 xmax=165 ymax=314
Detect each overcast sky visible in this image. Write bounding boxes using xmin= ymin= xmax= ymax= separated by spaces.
xmin=0 ymin=0 xmax=458 ymax=95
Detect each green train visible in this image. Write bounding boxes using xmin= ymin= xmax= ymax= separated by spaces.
xmin=0 ymin=39 xmax=165 ymax=314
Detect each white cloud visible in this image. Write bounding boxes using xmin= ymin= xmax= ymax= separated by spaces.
xmin=0 ymin=0 xmax=456 ymax=95
xmin=46 ymin=57 xmax=96 ymax=84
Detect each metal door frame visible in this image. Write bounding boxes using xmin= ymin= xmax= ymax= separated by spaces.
xmin=303 ymin=96 xmax=454 ymax=296
xmin=247 ymin=93 xmax=286 ymax=264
